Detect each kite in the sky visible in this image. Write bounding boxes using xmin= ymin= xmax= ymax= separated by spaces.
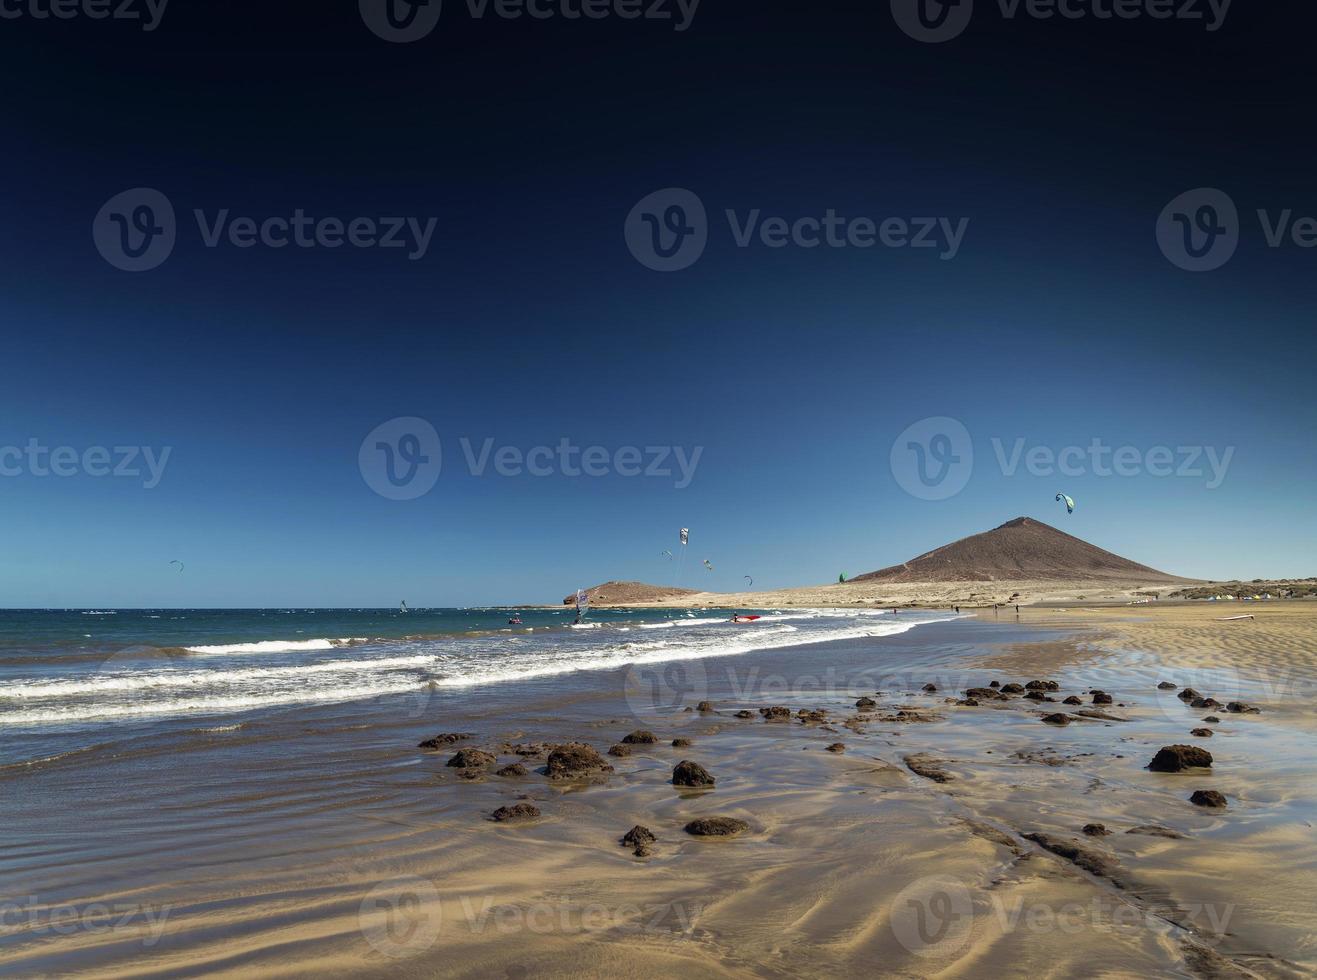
xmin=679 ymin=528 xmax=690 ymax=546
xmin=1055 ymin=492 xmax=1075 ymax=515
xmin=169 ymin=560 xmax=184 ymax=573
xmin=661 ymin=549 xmax=674 ymax=560
xmin=744 ymin=575 xmax=753 ymax=587
xmin=703 ymin=559 xmax=714 ymax=572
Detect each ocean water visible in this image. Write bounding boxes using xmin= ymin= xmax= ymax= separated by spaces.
xmin=0 ymin=606 xmax=953 ymax=768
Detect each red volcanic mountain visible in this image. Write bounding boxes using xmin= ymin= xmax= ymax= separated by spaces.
xmin=851 ymin=517 xmax=1187 ymax=584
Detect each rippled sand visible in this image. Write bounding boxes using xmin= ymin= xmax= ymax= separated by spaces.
xmin=3 ymin=606 xmax=1314 ymax=978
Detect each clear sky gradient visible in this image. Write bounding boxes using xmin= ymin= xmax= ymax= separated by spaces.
xmin=2 ymin=2 xmax=1314 ymax=606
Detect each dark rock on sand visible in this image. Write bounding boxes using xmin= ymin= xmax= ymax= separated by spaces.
xmin=904 ymin=754 xmax=952 ymax=783
xmin=825 ymin=742 xmax=845 ymax=753
xmin=671 ymin=737 xmax=692 ymax=747
xmin=418 ymin=732 xmax=475 ymax=749
xmin=1126 ymin=824 xmax=1187 ymax=838
xmin=1001 ymin=683 xmax=1025 ymax=694
xmin=1158 ymin=681 xmax=1178 ymax=690
xmin=1148 ymin=744 xmax=1213 ymax=772
xmin=922 ymin=683 xmax=938 ymax=692
xmin=672 ymin=760 xmax=715 ymax=787
xmin=506 ymin=742 xmax=552 ymax=758
xmin=957 ymin=698 xmax=980 ymax=707
xmin=491 ymin=803 xmax=540 ymax=822
xmin=1026 ymin=680 xmax=1060 ymax=691
xmin=1092 ymin=691 xmax=1113 ymax=705
xmin=607 ymin=744 xmax=632 ymax=757
xmin=696 ymin=701 xmax=715 ymax=712
xmin=989 ymin=680 xmax=1001 ymax=688
xmin=855 ymin=697 xmax=877 ymax=709
xmin=734 ymin=710 xmax=755 ymax=719
xmin=1041 ymin=713 xmax=1070 ymax=725
xmin=456 ymin=768 xmax=484 ymax=780
xmin=1191 ymin=728 xmax=1213 ymax=738
xmin=684 ymin=817 xmax=748 ymax=837
xmin=1203 ymin=715 xmax=1221 ymax=724
xmin=1083 ymin=823 xmax=1111 ymax=836
xmin=447 ymin=748 xmax=497 ymax=769
xmin=622 ymin=730 xmax=659 ymax=744
xmin=1024 ymin=691 xmax=1055 ymax=702
xmin=798 ymin=708 xmax=828 ymax=722
xmin=1190 ymin=789 xmax=1227 ymax=808
xmin=965 ymin=687 xmax=1005 ymax=700
xmin=545 ymin=742 xmax=614 ymax=780
xmin=759 ymin=706 xmax=791 ymax=721
xmin=496 ymin=763 xmax=528 ymax=777
xmin=621 ymin=825 xmax=656 ymax=847
xmin=1023 ymin=832 xmax=1123 ymax=884
xmin=1226 ymin=701 xmax=1260 ymax=714
xmin=1178 ymin=688 xmax=1201 ymax=702
xmin=962 ymin=819 xmax=1023 ymax=855
xmin=1063 ymin=695 xmax=1083 ymax=705
xmin=1190 ymin=697 xmax=1221 ymax=709
xmin=1076 ymin=709 xmax=1129 ymax=722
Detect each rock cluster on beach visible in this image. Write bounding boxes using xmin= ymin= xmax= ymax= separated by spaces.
xmin=415 ymin=673 xmax=1248 ymax=887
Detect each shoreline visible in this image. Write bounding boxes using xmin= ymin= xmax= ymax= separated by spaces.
xmin=2 ymin=607 xmax=1314 ymax=977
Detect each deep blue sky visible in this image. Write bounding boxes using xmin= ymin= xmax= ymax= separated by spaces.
xmin=2 ymin=1 xmax=1314 ymax=606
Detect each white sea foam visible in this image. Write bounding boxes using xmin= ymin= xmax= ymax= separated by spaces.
xmin=183 ymin=637 xmax=367 ymax=655
xmin=0 ymin=610 xmax=953 ymax=728
xmin=0 ymin=654 xmax=436 ymax=699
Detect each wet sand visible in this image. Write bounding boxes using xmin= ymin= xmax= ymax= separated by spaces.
xmin=3 ymin=606 xmax=1315 ymax=978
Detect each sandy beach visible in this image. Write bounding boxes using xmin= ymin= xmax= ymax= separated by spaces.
xmin=3 ymin=601 xmax=1314 ymax=978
